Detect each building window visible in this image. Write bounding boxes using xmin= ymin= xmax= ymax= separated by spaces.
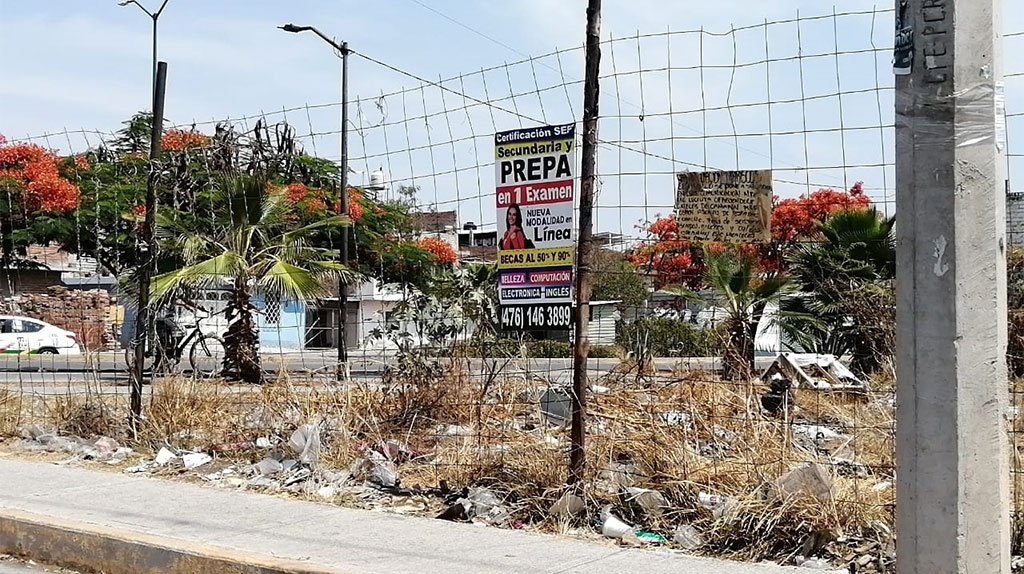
xmin=265 ymin=294 xmax=281 ymax=324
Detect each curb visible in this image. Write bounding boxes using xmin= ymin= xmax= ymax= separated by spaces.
xmin=0 ymin=508 xmax=352 ymax=574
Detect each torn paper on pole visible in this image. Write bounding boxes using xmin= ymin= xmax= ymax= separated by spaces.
xmin=762 ymin=353 xmax=865 ymax=391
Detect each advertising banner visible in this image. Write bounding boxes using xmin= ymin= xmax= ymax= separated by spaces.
xmin=495 ymin=123 xmax=576 ymax=331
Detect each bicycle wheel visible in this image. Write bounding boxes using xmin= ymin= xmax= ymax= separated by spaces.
xmin=189 ymin=334 xmax=225 ymax=379
xmin=124 ymin=341 xmax=157 ymax=376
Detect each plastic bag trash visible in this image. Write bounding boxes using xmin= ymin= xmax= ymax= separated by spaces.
xmin=182 ymin=452 xmax=212 ymax=470
xmin=467 ymin=487 xmax=501 ymax=516
xmin=776 ymin=463 xmax=833 ymax=503
xmin=625 ymin=487 xmax=669 ymax=517
xmin=288 ymin=424 xmax=321 ymax=465
xmin=254 ymin=457 xmax=284 ymax=476
xmin=92 ymin=437 xmax=119 ymax=459
xmin=550 ymin=492 xmax=587 ymax=518
xmin=255 ymin=437 xmax=273 ymax=448
xmin=599 ymin=505 xmax=635 ymax=539
xmin=154 ymin=447 xmax=176 ymax=466
xmin=317 ymin=486 xmax=336 ymax=499
xmin=633 ymin=531 xmax=665 ymax=544
xmin=124 ymin=461 xmax=153 ymax=474
xmin=673 ymin=524 xmax=704 ymax=550
xmin=366 ymin=450 xmax=398 ymax=488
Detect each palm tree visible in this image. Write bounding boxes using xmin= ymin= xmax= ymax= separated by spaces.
xmin=151 ymin=174 xmax=352 ymax=384
xmin=779 ymin=208 xmax=895 ymax=373
xmin=669 ymin=252 xmax=792 ymax=380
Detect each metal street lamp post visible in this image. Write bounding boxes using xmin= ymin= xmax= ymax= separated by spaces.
xmin=279 ymin=24 xmax=351 ymax=381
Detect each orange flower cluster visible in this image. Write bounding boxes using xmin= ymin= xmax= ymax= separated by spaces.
xmin=772 ymin=182 xmax=870 ymax=242
xmin=73 ymin=154 xmax=89 ymax=171
xmin=161 ymin=130 xmax=210 ymax=151
xmin=333 ymin=187 xmax=364 ymax=222
xmin=417 ymin=237 xmax=457 ymax=265
xmin=0 ymin=143 xmax=80 ymax=212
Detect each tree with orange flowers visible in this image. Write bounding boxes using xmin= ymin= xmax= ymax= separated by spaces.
xmin=0 ymin=139 xmax=82 ymax=279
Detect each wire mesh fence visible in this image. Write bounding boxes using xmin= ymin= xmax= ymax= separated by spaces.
xmin=0 ymin=5 xmax=1021 ymax=570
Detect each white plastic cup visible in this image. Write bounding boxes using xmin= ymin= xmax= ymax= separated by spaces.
xmin=601 ymin=513 xmax=635 ymax=539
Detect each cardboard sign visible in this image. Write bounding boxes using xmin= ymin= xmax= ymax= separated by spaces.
xmin=674 ymin=170 xmax=773 ymax=243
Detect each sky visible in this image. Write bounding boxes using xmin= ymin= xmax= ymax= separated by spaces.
xmin=2 ymin=1 xmax=1024 ymax=236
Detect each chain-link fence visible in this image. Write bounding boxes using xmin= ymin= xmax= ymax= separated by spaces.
xmin=1 ymin=5 xmax=1022 ymax=571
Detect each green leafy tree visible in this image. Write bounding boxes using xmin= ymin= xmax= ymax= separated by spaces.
xmin=591 ymin=250 xmax=649 ymax=311
xmin=151 ymin=174 xmax=351 ymax=384
xmin=779 ymin=209 xmax=895 ymax=374
xmin=669 ymin=251 xmax=792 ymax=380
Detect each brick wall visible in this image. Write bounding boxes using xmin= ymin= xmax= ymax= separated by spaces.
xmin=0 ymin=287 xmax=118 ymax=350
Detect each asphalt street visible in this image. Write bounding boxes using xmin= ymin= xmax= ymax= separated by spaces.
xmin=0 ymin=351 xmax=774 ymax=393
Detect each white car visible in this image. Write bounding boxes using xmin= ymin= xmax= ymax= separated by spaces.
xmin=0 ymin=316 xmax=82 ymax=355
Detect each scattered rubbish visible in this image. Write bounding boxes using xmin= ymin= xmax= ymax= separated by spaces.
xmin=833 ymin=457 xmax=871 ymax=478
xmin=590 ymin=384 xmax=610 ymax=394
xmin=181 ymin=452 xmax=212 ymax=470
xmin=209 ymin=440 xmax=252 ymax=453
xmin=793 ymin=424 xmax=853 ymax=457
xmin=317 ymin=486 xmax=336 ymax=499
xmin=549 ymin=492 xmax=587 ymax=518
xmin=776 ymin=463 xmax=833 ymax=503
xmin=354 ymin=450 xmax=399 ymax=488
xmin=673 ymin=524 xmax=704 ymax=550
xmin=760 ymin=374 xmax=793 ymax=414
xmin=466 ymin=487 xmax=510 ymax=526
xmin=625 ymin=487 xmax=669 ymax=517
xmin=154 ymin=447 xmax=177 ymax=466
xmin=697 ymin=491 xmax=729 ymax=508
xmin=763 ymin=353 xmax=865 ymax=391
xmin=598 ymin=460 xmax=639 ymax=492
xmin=436 ymin=424 xmax=471 ymax=437
xmin=124 ymin=461 xmax=153 ymax=474
xmin=794 ymin=556 xmax=832 ymax=569
xmin=539 ymin=386 xmax=572 ymax=426
xmin=282 ymin=468 xmax=311 ymax=488
xmin=255 ymin=437 xmax=273 ymax=448
xmin=254 ymin=457 xmax=284 ymax=476
xmin=633 ymin=531 xmax=666 ymax=544
xmin=288 ymin=424 xmax=321 ymax=465
xmin=202 ymin=468 xmax=236 ymax=482
xmin=366 ymin=440 xmax=417 ymax=464
xmin=872 ymin=481 xmax=893 ymax=492
xmin=661 ymin=411 xmax=693 ymax=428
xmin=437 ymin=501 xmax=470 ymax=522
xmin=599 ymin=506 xmax=635 ymax=539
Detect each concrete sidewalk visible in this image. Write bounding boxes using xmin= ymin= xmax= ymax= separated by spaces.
xmin=0 ymin=457 xmax=803 ymax=574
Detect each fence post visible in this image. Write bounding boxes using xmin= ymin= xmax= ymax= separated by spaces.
xmin=131 ymin=60 xmax=167 ymax=436
xmin=569 ymin=0 xmax=602 ymax=486
xmin=894 ymin=0 xmax=1009 ymax=571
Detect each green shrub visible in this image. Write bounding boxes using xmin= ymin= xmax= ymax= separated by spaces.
xmin=525 ymin=340 xmax=573 ymax=358
xmin=588 ymin=345 xmax=621 ymax=359
xmin=617 ymin=317 xmax=717 ymax=357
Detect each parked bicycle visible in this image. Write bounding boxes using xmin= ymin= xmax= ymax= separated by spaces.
xmin=125 ymin=302 xmax=226 ymax=379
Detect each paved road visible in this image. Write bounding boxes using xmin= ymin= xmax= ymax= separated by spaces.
xmin=0 ymin=352 xmax=776 ymax=392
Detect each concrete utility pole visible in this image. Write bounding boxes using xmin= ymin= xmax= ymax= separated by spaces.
xmin=894 ymin=1 xmax=1008 ymax=572
xmin=568 ymin=0 xmax=601 ymax=486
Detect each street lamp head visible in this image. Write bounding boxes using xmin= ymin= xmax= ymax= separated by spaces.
xmin=279 ymin=23 xmax=308 ymax=33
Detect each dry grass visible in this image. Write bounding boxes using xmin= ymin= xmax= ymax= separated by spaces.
xmin=47 ymin=394 xmax=126 ymax=440
xmin=0 ymin=363 xmax=899 ymax=565
xmin=0 ymin=388 xmax=19 ymax=437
